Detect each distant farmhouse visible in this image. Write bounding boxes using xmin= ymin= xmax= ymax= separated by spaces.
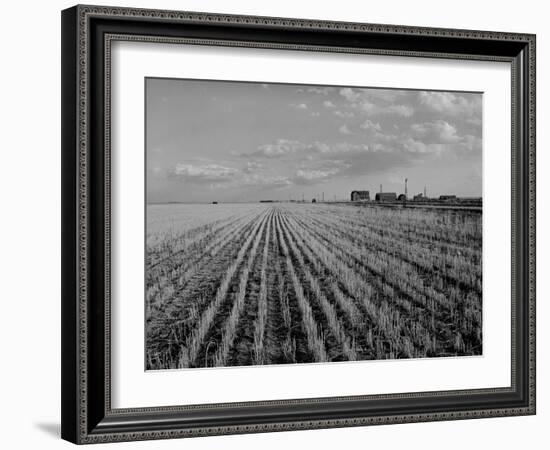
xmin=439 ymin=195 xmax=457 ymax=202
xmin=351 ymin=190 xmax=370 ymax=201
xmin=413 ymin=193 xmax=429 ymax=202
xmin=375 ymin=192 xmax=397 ymax=202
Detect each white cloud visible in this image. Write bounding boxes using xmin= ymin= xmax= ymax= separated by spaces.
xmin=311 ymin=111 xmax=321 ymax=117
xmin=307 ymin=87 xmax=334 ymax=95
xmin=418 ymin=91 xmax=481 ymax=117
xmin=334 ymin=110 xmax=355 ymax=118
xmin=411 ymin=120 xmax=461 ymax=143
xmin=310 ymin=142 xmax=331 ymax=153
xmin=293 ymin=168 xmax=339 ymax=184
xmin=170 ymin=160 xmax=295 ymax=190
xmin=359 ymin=101 xmax=413 ymax=117
xmin=400 ymin=124 xmax=480 ymax=155
xmin=466 ymin=116 xmax=482 ymax=127
xmin=339 ymin=124 xmax=352 ymax=135
xmin=401 ymin=138 xmax=433 ymax=154
xmin=386 ymin=104 xmax=414 ymax=117
xmin=242 ymin=173 xmax=292 ymax=188
xmin=333 ymin=143 xmax=370 ymax=154
xmin=339 ymin=87 xmax=361 ymax=102
xmin=293 ymin=103 xmax=308 ymax=110
xmin=245 ymin=139 xmax=333 ymax=159
xmin=243 ymin=161 xmax=265 ymax=173
xmin=171 ymin=163 xmax=239 ymax=182
xmin=254 ymin=139 xmax=306 ymax=158
xmin=338 ymin=87 xmax=415 ymax=117
xmin=358 ymin=100 xmax=376 ymax=114
xmin=459 ymin=135 xmax=482 ymax=153
xmin=311 ymin=143 xmax=372 ymax=156
xmin=323 ymin=100 xmax=336 ymax=108
xmin=360 ymin=119 xmax=382 ymax=132
xmin=364 ymin=89 xmax=406 ymax=103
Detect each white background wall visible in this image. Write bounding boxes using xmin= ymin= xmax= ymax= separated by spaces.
xmin=0 ymin=0 xmax=546 ymax=448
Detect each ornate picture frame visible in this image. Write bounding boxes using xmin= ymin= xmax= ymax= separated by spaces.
xmin=61 ymin=5 xmax=535 ymax=444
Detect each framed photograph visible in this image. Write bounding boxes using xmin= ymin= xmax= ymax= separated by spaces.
xmin=61 ymin=5 xmax=536 ymax=444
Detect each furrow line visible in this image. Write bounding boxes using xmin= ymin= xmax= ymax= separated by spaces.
xmin=147 ymin=213 xmax=245 ymax=269
xmin=274 ymin=211 xmax=328 ymax=363
xmin=212 ymin=210 xmax=271 ymax=367
xmin=312 ymin=205 xmax=481 ymax=248
xmin=305 ymin=210 xmax=481 ymax=295
xmin=182 ymin=209 xmax=270 ymax=367
xmin=281 ymin=212 xmax=364 ymax=329
xmin=295 ymin=211 xmax=462 ymax=318
xmin=278 ymin=212 xmax=357 ymax=361
xmin=147 ymin=210 xmax=262 ymax=308
xmin=294 ymin=208 xmax=479 ymax=355
xmin=284 ymin=208 xmax=437 ymax=358
xmin=252 ymin=210 xmax=272 ymax=365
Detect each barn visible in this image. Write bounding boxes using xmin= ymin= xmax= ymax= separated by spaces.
xmin=375 ymin=192 xmax=397 ymax=202
xmin=351 ymin=190 xmax=370 ymax=201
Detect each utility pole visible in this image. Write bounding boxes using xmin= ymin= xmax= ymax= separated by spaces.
xmin=380 ymin=184 xmax=383 ymax=193
xmin=424 ymin=185 xmax=427 ymax=198
xmin=405 ymin=178 xmax=408 ymax=199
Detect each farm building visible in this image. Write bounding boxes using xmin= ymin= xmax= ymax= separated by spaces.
xmin=439 ymin=195 xmax=457 ymax=201
xmin=351 ymin=190 xmax=370 ymax=201
xmin=413 ymin=193 xmax=429 ymax=201
xmin=375 ymin=192 xmax=397 ymax=202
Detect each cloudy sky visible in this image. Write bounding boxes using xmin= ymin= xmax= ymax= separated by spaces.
xmin=146 ymin=78 xmax=482 ymax=203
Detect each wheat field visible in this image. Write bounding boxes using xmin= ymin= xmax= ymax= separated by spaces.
xmin=145 ymin=202 xmax=482 ymax=370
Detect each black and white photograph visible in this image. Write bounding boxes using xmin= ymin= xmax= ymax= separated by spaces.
xmin=52 ymin=3 xmax=538 ymax=446
xmin=145 ymin=78 xmax=483 ymax=370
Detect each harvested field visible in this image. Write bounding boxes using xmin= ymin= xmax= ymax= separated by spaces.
xmin=146 ymin=202 xmax=482 ymax=370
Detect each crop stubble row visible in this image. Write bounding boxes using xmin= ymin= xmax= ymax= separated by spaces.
xmin=146 ymin=203 xmax=482 ymax=369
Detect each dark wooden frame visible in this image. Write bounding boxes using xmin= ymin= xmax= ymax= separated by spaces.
xmin=61 ymin=4 xmax=536 ymax=444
